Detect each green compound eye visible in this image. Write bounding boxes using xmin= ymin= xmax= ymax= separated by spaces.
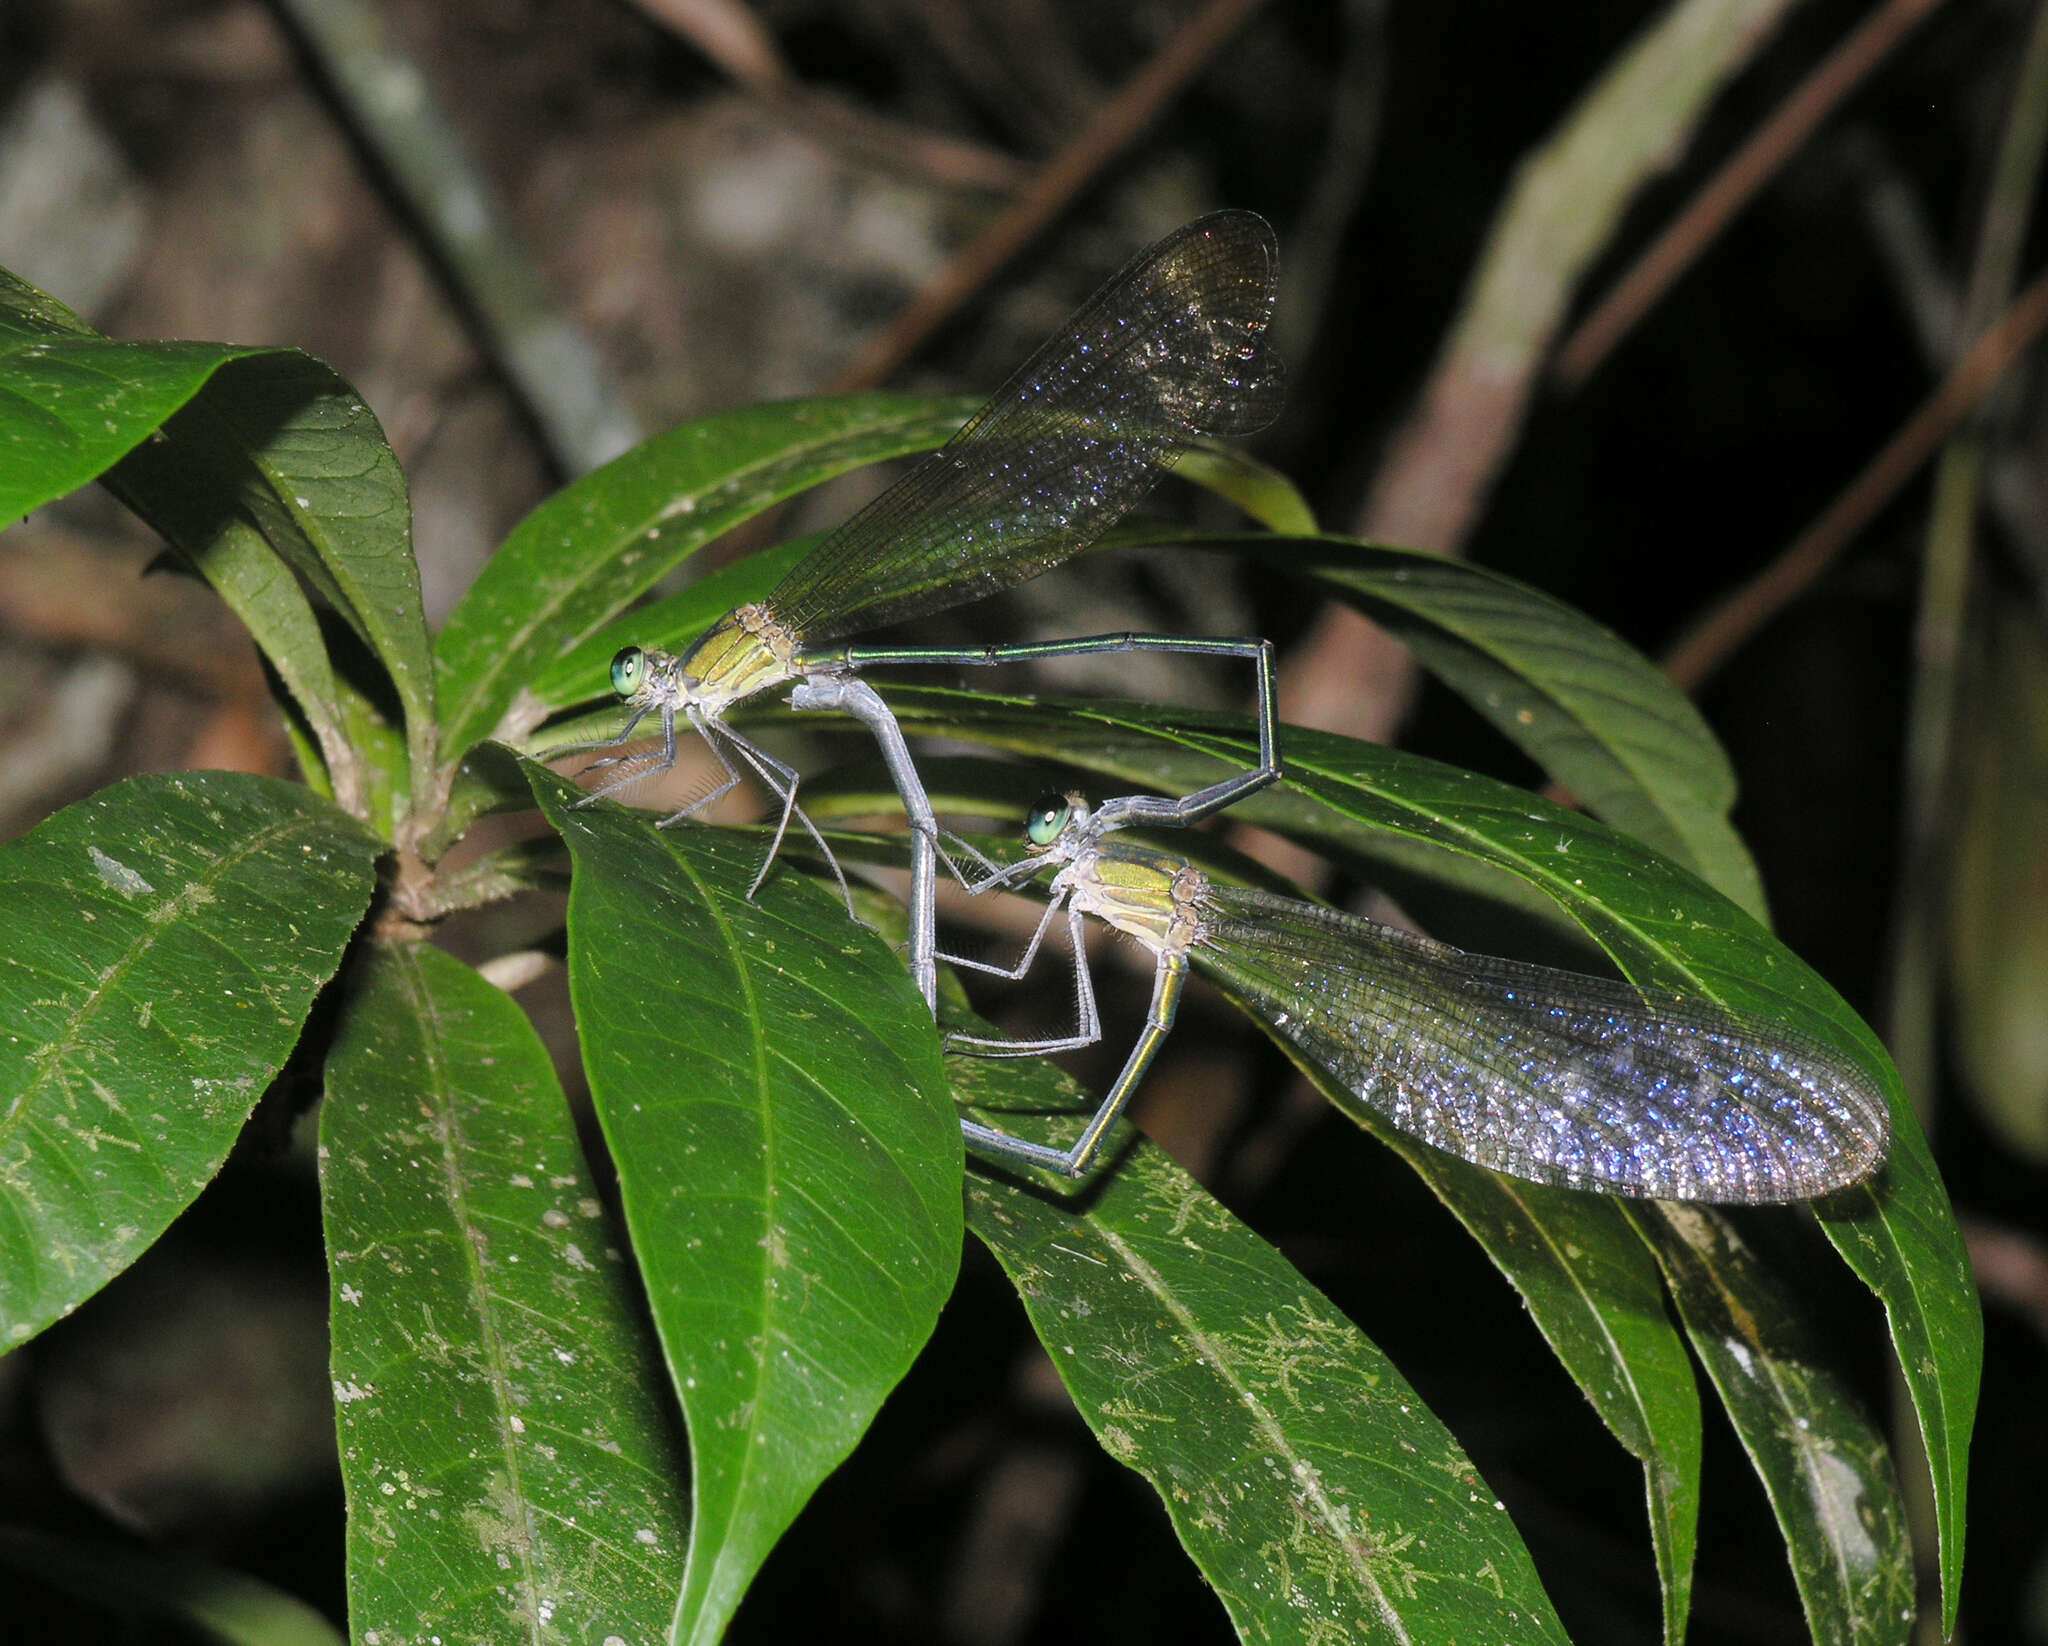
xmin=1024 ymin=795 xmax=1070 ymax=848
xmin=609 ymin=646 xmax=645 ymax=698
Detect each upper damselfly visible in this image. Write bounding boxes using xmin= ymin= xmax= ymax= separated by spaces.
xmin=554 ymin=212 xmax=1286 ymax=1013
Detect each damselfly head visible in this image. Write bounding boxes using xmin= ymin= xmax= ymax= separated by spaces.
xmin=1024 ymin=794 xmax=1070 ymax=848
xmin=609 ymin=646 xmax=647 ymax=700
xmin=1024 ymin=791 xmax=1091 ymax=853
xmin=607 ymin=642 xmax=690 ymax=711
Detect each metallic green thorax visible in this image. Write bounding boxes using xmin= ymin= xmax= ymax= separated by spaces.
xmin=1062 ymin=838 xmax=1202 ymax=958
xmin=612 ymin=602 xmax=802 ymax=720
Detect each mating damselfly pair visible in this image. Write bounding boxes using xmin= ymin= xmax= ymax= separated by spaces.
xmin=547 ymin=211 xmax=1891 ymax=1206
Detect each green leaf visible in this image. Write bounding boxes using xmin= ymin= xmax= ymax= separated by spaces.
xmin=0 ymin=1528 xmax=345 ymax=1646
xmin=439 ymin=391 xmax=1308 ymax=758
xmin=1812 ymin=1124 xmax=1979 ymax=1637
xmin=1219 ymin=712 xmax=1974 ymax=1636
xmin=867 ymin=684 xmax=1977 ymax=1607
xmin=1947 ymin=599 xmax=2048 ymax=1159
xmin=1170 ymin=441 xmax=1320 ymax=534
xmin=0 ymin=273 xmax=431 ymax=818
xmin=953 ymin=1052 xmax=1571 ymax=1644
xmin=1632 ymin=1204 xmax=1916 ymax=1645
xmin=529 ymin=764 xmax=961 ymax=1646
xmin=321 ymin=941 xmax=689 ymax=1645
xmin=0 ymin=263 xmax=98 ymax=337
xmin=434 ymin=394 xmax=982 ymax=757
xmin=107 ymin=434 xmax=360 ymax=813
xmin=0 ymin=265 xmax=279 ymax=524
xmin=1136 ymin=531 xmax=1764 ymax=915
xmin=101 ymin=354 xmax=434 ymax=820
xmin=0 ymin=772 xmax=377 ymax=1347
xmin=1365 ymin=1153 xmax=1701 ymax=1645
xmin=156 ymin=354 xmax=435 ymax=804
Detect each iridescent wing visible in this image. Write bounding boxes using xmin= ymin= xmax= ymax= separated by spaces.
xmin=1195 ymin=885 xmax=1890 ymax=1202
xmin=770 ymin=211 xmax=1284 ymax=648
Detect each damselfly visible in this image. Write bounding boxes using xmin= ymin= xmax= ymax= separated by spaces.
xmin=556 ymin=212 xmax=1285 ymax=1013
xmin=947 ymin=793 xmax=1892 ymax=1195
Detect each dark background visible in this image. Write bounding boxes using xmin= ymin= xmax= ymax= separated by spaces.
xmin=0 ymin=0 xmax=2042 ymax=1640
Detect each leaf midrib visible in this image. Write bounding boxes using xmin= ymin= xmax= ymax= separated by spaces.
xmin=1096 ymin=1221 xmax=1416 ymax=1642
xmin=397 ymin=947 xmax=549 ymax=1643
xmin=659 ymin=839 xmax=782 ymax=1634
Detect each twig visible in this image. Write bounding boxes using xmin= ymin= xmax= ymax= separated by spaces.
xmin=623 ymin=0 xmax=1024 ymax=191
xmin=1852 ymin=137 xmax=1963 ymax=365
xmin=781 ymin=92 xmax=1027 ymax=194
xmin=1555 ymin=0 xmax=1948 ymax=388
xmin=623 ymin=0 xmax=789 ymax=93
xmin=269 ymin=0 xmax=642 ymax=475
xmin=1853 ymin=135 xmax=2048 ymax=566
xmin=1662 ymin=265 xmax=2048 ymax=693
xmin=898 ymin=0 xmax=1076 ymax=150
xmin=830 ymin=0 xmax=1270 ymax=393
xmin=1964 ymin=1217 xmax=2048 ymax=1342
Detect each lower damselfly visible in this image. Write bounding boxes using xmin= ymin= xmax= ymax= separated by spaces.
xmin=946 ymin=793 xmax=1892 ymax=1194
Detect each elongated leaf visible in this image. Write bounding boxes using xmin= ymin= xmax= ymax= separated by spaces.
xmin=321 ymin=942 xmax=689 ymax=1644
xmin=155 ymin=353 xmax=437 ymax=804
xmin=434 ymin=394 xmax=981 ymax=755
xmin=1632 ymin=1204 xmax=1915 ymax=1645
xmin=0 ymin=274 xmax=426 ymax=819
xmin=1812 ymin=1128 xmax=1979 ymax=1636
xmin=0 ymin=1529 xmax=345 ymax=1646
xmin=0 ymin=263 xmax=97 ymax=338
xmin=1947 ymin=599 xmax=2048 ymax=1158
xmin=0 ymin=772 xmax=377 ymax=1346
xmin=1171 ymin=441 xmax=1320 ymax=535
xmin=1368 ymin=1150 xmax=1700 ymax=1645
xmin=867 ymin=684 xmax=1977 ymax=1602
xmin=1241 ymin=718 xmax=1975 ymax=1624
xmin=953 ymin=1050 xmax=1571 ymax=1644
xmin=529 ymin=764 xmax=960 ymax=1646
xmin=880 ymin=688 xmax=1857 ymax=1055
xmin=0 ymin=265 xmax=279 ymax=523
xmin=108 ymin=430 xmax=361 ymax=814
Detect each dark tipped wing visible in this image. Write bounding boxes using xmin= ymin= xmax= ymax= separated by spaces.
xmin=769 ymin=210 xmax=1284 ymax=648
xmin=1195 ymin=887 xmax=1890 ymax=1203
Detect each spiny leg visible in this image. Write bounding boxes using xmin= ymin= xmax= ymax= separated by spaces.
xmin=941 ymin=887 xmax=1069 ymax=982
xmin=694 ymin=721 xmax=865 ymax=929
xmin=567 ymin=706 xmax=681 ymax=808
xmin=543 ymin=703 xmax=651 ymax=763
xmin=945 ymin=901 xmax=1102 ymax=1058
xmin=646 ymin=706 xmax=745 ymax=823
xmin=933 ymin=827 xmax=1002 ymax=885
xmin=960 ymin=951 xmax=1188 ymax=1177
